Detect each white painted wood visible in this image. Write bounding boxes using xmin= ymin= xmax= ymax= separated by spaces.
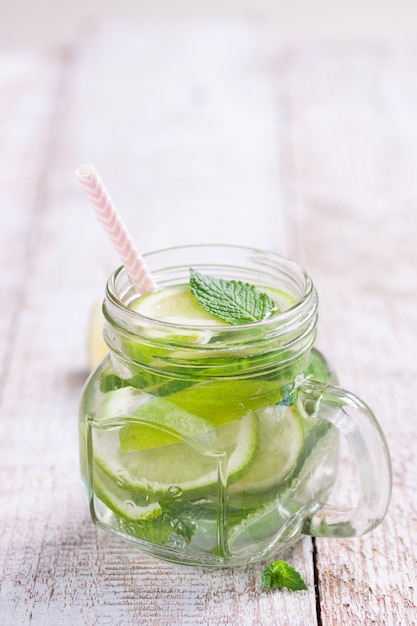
xmin=0 ymin=50 xmax=60 ymax=370
xmin=285 ymin=47 xmax=417 ymax=625
xmin=0 ymin=23 xmax=416 ymax=625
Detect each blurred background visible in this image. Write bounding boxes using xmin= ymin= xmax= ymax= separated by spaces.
xmin=2 ymin=0 xmax=417 ymax=288
xmin=1 ymin=0 xmax=417 ymax=50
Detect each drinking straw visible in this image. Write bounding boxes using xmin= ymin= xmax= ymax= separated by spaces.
xmin=76 ymin=164 xmax=158 ymax=293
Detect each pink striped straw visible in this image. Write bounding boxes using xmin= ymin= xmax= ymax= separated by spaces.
xmin=76 ymin=164 xmax=158 ymax=293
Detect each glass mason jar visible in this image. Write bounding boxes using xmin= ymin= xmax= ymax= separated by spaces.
xmin=79 ymin=245 xmax=392 ymax=567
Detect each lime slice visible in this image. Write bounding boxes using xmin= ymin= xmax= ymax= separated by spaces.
xmin=91 ymin=411 xmax=258 ymax=504
xmin=227 ymin=412 xmax=338 ymax=552
xmin=263 ymin=286 xmax=297 ymax=312
xmin=229 ymin=405 xmax=303 ymax=495
xmin=133 ymin=285 xmax=224 ymax=326
xmin=93 ymin=471 xmax=163 ymax=521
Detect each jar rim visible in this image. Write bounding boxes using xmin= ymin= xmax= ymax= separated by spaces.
xmin=104 ymin=244 xmax=317 ymax=335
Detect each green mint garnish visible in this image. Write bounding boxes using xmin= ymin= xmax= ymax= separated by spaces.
xmin=261 ymin=560 xmax=308 ymax=592
xmin=189 ymin=269 xmax=276 ymax=325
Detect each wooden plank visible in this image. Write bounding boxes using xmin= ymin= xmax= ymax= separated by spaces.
xmin=284 ymin=46 xmax=417 ymax=624
xmin=0 ymin=50 xmax=60 ymax=378
xmin=0 ymin=23 xmax=318 ymax=626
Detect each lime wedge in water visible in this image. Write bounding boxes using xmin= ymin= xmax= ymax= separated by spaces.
xmin=91 ymin=394 xmax=259 ymax=505
xmin=168 ymin=380 xmax=282 ymax=427
xmin=90 ymin=280 xmax=300 ymax=518
xmin=99 ymin=386 xmax=214 ymax=449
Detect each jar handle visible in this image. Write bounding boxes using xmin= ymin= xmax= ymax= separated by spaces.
xmin=295 ymin=379 xmax=392 ymax=537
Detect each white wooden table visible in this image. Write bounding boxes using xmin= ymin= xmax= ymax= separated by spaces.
xmin=0 ymin=21 xmax=416 ymax=625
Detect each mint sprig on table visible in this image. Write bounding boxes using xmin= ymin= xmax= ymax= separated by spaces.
xmin=261 ymin=560 xmax=307 ymax=591
xmin=189 ymin=269 xmax=276 ymax=325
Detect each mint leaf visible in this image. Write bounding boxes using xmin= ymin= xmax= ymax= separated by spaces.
xmin=261 ymin=560 xmax=307 ymax=591
xmin=189 ymin=269 xmax=276 ymax=325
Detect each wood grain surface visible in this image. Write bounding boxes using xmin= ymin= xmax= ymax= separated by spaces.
xmin=0 ymin=22 xmax=416 ymax=625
